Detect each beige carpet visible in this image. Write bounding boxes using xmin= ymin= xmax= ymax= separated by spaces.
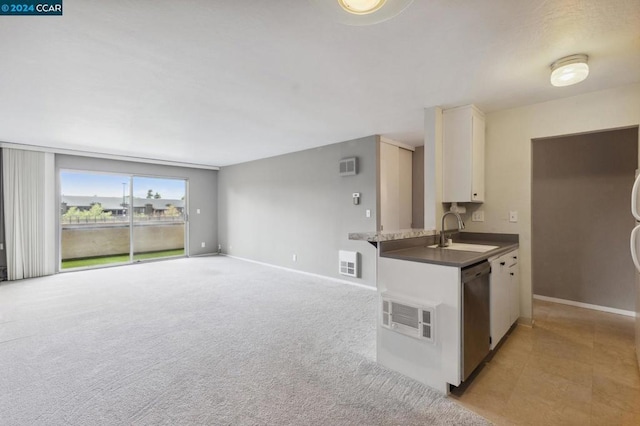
xmin=0 ymin=256 xmax=489 ymax=425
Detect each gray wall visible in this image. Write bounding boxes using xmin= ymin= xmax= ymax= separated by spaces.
xmin=55 ymin=155 xmax=218 ymax=259
xmin=218 ymin=136 xmax=378 ymax=287
xmin=532 ymin=127 xmax=638 ymax=310
xmin=412 ymin=146 xmax=425 ymax=229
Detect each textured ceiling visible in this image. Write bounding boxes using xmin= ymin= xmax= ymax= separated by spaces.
xmin=1 ymin=0 xmax=639 ymax=167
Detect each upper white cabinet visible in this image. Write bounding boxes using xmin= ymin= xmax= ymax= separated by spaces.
xmin=379 ymin=138 xmax=413 ymax=231
xmin=442 ymin=105 xmax=485 ymax=203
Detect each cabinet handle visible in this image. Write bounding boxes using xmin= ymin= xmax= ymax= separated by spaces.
xmin=500 ymin=262 xmax=505 ymax=266
xmin=510 ymin=272 xmax=514 ymax=276
xmin=513 ymin=256 xmax=517 ymax=259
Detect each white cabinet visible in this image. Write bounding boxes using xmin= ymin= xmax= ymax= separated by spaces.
xmin=379 ymin=140 xmax=413 ymax=231
xmin=489 ymin=249 xmax=519 ymax=349
xmin=508 ymin=253 xmax=520 ymax=326
xmin=442 ymin=105 xmax=485 ymax=203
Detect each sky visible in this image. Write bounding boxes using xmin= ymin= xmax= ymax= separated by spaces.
xmin=60 ymin=172 xmax=186 ymax=199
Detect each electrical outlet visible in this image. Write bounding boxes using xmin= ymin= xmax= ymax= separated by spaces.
xmin=201 ymin=242 xmax=206 ymax=248
xmin=509 ymin=211 xmax=518 ymax=223
xmin=472 ymin=211 xmax=484 ymax=222
xmin=217 ymin=244 xmax=221 ymax=251
xmin=292 ymin=254 xmax=297 ymax=262
xmin=366 ymin=209 xmax=371 ymax=218
xmin=196 ymin=209 xmax=201 ymax=214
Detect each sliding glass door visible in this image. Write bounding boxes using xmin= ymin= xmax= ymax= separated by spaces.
xmin=60 ymin=171 xmax=187 ymax=270
xmin=132 ymin=176 xmax=186 ymax=261
xmin=60 ymin=171 xmax=132 ymax=269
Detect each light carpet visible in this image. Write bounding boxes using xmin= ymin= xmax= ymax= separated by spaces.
xmin=0 ymin=256 xmax=489 ymax=425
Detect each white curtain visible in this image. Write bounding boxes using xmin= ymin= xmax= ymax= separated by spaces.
xmin=2 ymin=148 xmax=56 ymax=280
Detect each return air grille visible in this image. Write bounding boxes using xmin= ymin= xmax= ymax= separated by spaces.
xmin=339 ymin=157 xmax=357 ymax=176
xmin=381 ymin=293 xmax=437 ymax=343
xmin=391 ymin=302 xmax=419 ymax=328
xmin=338 ymin=250 xmax=359 ymax=278
xmin=382 ymin=300 xmax=390 ymax=326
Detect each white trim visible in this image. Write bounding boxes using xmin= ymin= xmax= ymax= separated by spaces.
xmin=224 ymin=254 xmax=376 ymax=291
xmin=189 ymin=252 xmax=219 ymax=257
xmin=379 ymin=136 xmax=416 ymax=152
xmin=533 ymin=294 xmax=636 ymax=317
xmin=0 ymin=141 xmax=220 ymax=170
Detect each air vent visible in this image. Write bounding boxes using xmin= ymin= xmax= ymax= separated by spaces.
xmin=381 ymin=293 xmax=437 ymax=344
xmin=382 ymin=300 xmax=390 ymax=326
xmin=422 ymin=323 xmax=432 ymax=339
xmin=338 ymin=250 xmax=359 ymax=277
xmin=391 ymin=302 xmax=419 ymax=328
xmin=339 ymin=157 xmax=357 ymax=176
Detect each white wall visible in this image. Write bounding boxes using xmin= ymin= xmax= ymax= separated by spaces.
xmin=462 ymin=83 xmax=640 ymax=321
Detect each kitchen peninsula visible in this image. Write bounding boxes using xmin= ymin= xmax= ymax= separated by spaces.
xmin=350 ymin=230 xmax=519 ymax=393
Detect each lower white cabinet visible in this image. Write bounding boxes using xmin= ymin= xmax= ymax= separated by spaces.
xmin=508 ymin=255 xmax=520 ymax=327
xmin=489 ymin=249 xmax=519 ymax=349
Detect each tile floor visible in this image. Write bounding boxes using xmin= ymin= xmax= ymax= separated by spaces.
xmin=450 ymin=299 xmax=640 ymax=425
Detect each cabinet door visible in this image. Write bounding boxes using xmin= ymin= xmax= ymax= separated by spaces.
xmin=442 ymin=108 xmax=472 ymax=203
xmin=489 ymin=255 xmax=510 ymax=349
xmin=442 ymin=105 xmax=485 ymax=203
xmin=509 ymin=264 xmax=520 ymax=325
xmin=470 ymin=112 xmax=485 ymax=202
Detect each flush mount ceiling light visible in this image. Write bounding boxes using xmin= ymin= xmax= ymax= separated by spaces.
xmin=311 ymin=0 xmax=414 ymax=26
xmin=550 ymin=54 xmax=589 ymax=87
xmin=338 ymin=0 xmax=386 ymax=15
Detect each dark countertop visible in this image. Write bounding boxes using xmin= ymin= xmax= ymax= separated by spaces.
xmin=379 ymin=233 xmax=519 ymax=268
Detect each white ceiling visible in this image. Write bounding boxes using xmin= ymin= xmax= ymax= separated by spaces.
xmin=1 ymin=0 xmax=639 ymax=167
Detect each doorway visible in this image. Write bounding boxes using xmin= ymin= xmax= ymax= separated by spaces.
xmin=531 ymin=127 xmax=638 ymax=312
xmin=60 ymin=171 xmax=187 ymax=270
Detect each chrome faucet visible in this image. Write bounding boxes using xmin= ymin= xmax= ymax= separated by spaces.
xmin=439 ymin=211 xmax=465 ymax=247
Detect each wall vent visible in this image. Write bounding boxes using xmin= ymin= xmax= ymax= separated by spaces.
xmin=338 ymin=250 xmax=359 ymax=277
xmin=381 ymin=293 xmax=437 ymax=344
xmin=339 ymin=157 xmax=357 ymax=176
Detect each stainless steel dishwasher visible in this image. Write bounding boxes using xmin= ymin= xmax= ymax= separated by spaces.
xmin=461 ymin=261 xmax=491 ymax=381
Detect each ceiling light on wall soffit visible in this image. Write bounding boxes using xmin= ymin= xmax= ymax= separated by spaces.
xmin=311 ymin=0 xmax=414 ymax=26
xmin=550 ymin=54 xmax=589 ymax=87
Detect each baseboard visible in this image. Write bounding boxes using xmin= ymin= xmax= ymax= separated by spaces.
xmin=533 ymin=294 xmax=636 ymax=318
xmin=189 ymin=252 xmax=219 ymax=258
xmin=517 ymin=317 xmax=534 ymax=327
xmin=223 ymin=254 xmax=376 ymax=291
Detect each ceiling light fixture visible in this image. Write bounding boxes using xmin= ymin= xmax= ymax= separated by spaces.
xmin=338 ymin=0 xmax=386 ymax=15
xmin=550 ymin=54 xmax=589 ymax=87
xmin=310 ymin=0 xmax=414 ymax=26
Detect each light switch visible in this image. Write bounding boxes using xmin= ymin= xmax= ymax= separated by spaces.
xmin=366 ymin=209 xmax=371 ymax=218
xmin=196 ymin=208 xmax=201 ymax=214
xmin=509 ymin=211 xmax=518 ymax=223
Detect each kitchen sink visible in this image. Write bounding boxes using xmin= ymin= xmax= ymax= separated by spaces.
xmin=428 ymin=242 xmax=499 ymax=253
